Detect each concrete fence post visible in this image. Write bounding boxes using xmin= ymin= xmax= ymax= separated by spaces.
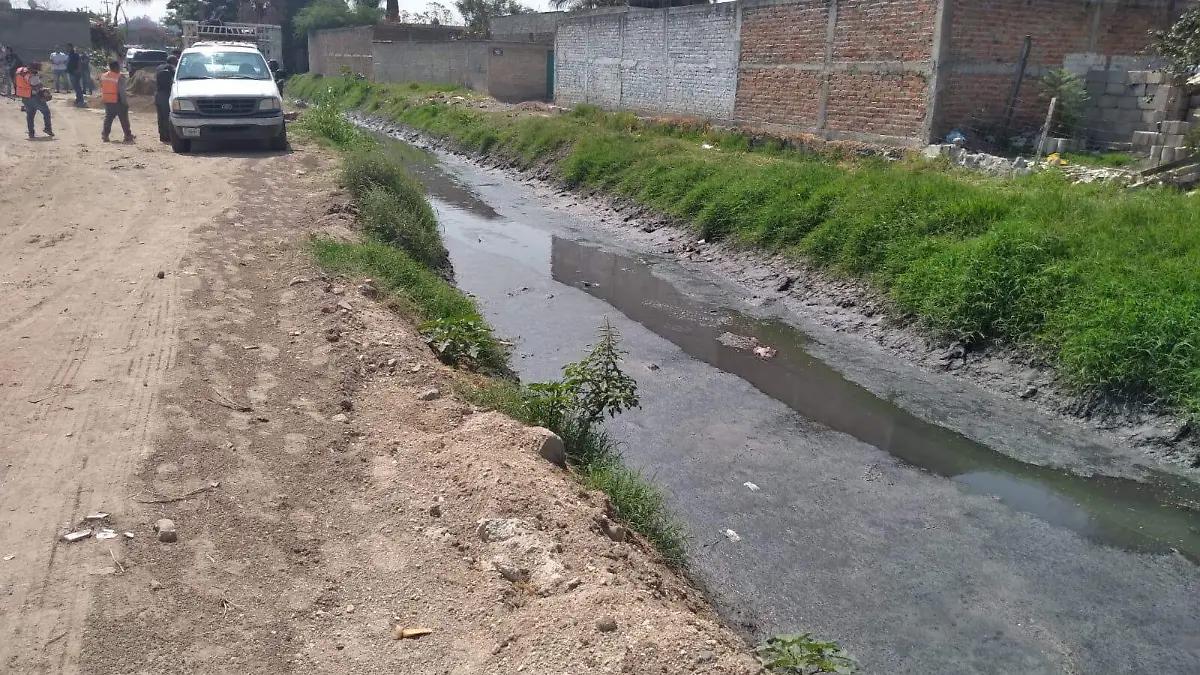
xmin=922 ymin=0 xmax=953 ymax=144
xmin=817 ymin=0 xmax=839 ymax=131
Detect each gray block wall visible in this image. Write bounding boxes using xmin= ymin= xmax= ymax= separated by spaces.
xmin=372 ymin=41 xmax=489 ymax=93
xmin=554 ymin=5 xmax=738 ymax=120
xmin=0 ymin=8 xmax=91 ymax=62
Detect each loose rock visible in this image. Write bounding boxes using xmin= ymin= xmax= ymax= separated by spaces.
xmin=155 ymin=270 xmax=165 ymax=279
xmin=429 ymin=503 xmax=442 ymax=518
xmin=331 ymin=413 xmax=349 ymax=423
xmin=774 ymin=276 xmax=795 ymax=292
xmin=696 ymin=650 xmax=717 ymax=663
xmin=339 ymin=397 xmax=354 ymax=411
xmin=418 ymin=388 xmax=441 ymax=402
xmin=1020 ymin=386 xmax=1038 ymax=400
xmin=155 ymin=518 xmax=178 ymax=543
xmin=596 ymin=616 xmax=618 ymax=633
xmin=529 ymin=427 xmax=566 ymax=467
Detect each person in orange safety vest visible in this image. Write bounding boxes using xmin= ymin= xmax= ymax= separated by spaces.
xmin=15 ymin=62 xmax=53 ymax=140
xmin=99 ymin=60 xmax=134 ymax=143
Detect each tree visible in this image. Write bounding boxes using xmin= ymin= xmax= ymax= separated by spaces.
xmin=453 ymin=0 xmax=528 ymax=37
xmin=1153 ymin=7 xmax=1200 ymax=78
xmin=165 ymin=0 xmax=239 ymax=26
xmin=293 ymin=0 xmax=382 ymax=37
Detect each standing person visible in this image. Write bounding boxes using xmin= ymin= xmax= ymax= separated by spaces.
xmin=49 ymin=46 xmax=67 ymax=93
xmin=66 ymin=43 xmax=84 ymax=107
xmin=100 ymin=60 xmax=134 ymax=143
xmin=79 ymin=48 xmax=93 ymax=96
xmin=5 ymin=46 xmax=23 ymax=99
xmin=14 ymin=62 xmax=53 ymax=140
xmin=154 ymin=55 xmax=177 ymax=143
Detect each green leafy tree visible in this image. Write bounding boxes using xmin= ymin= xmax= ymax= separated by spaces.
xmin=165 ymin=0 xmax=239 ymax=26
xmin=1037 ymin=68 xmax=1089 ymax=137
xmin=453 ymin=0 xmax=529 ymax=37
xmin=1153 ymin=7 xmax=1200 ymax=78
xmin=293 ymin=0 xmax=382 ymax=37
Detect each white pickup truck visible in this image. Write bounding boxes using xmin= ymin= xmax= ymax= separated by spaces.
xmin=168 ymin=41 xmax=287 ymax=153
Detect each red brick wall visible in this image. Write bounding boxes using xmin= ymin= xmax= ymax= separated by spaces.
xmin=826 ymin=72 xmax=929 ymax=136
xmin=736 ymin=69 xmax=823 ymax=127
xmin=832 ymin=0 xmax=937 ymax=62
xmin=936 ymin=0 xmax=1185 ymax=136
xmin=738 ymin=2 xmax=829 ymax=65
xmin=734 ymin=0 xmax=935 ymax=142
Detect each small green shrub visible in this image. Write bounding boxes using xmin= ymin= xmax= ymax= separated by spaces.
xmin=298 ymin=102 xmax=369 ymax=149
xmin=755 ymin=634 xmax=858 ymax=674
xmin=420 ymin=317 xmax=494 ymax=368
xmin=359 ymin=186 xmax=448 ymax=271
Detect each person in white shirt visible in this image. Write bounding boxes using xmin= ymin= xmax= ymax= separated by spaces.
xmin=49 ymin=47 xmax=67 ymax=93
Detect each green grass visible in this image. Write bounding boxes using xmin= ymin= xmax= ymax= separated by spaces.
xmin=1061 ymin=151 xmax=1136 ymax=168
xmin=289 ymin=74 xmax=1200 ymax=420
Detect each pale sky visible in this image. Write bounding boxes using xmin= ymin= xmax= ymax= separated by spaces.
xmin=70 ymin=0 xmax=555 ymax=24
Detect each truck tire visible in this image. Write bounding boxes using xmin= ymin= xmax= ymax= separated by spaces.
xmin=171 ymin=134 xmax=191 ymax=154
xmin=268 ymin=123 xmax=288 ymax=152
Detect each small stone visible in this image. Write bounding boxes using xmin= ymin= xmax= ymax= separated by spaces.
xmin=530 ymin=427 xmax=566 ymax=467
xmin=602 ymin=522 xmax=627 ymax=543
xmin=429 ymin=503 xmax=442 ymax=518
xmin=418 ymin=388 xmax=441 ymax=401
xmin=344 ymin=604 xmax=355 ymax=613
xmin=149 ymin=579 xmax=162 ymax=591
xmin=566 ymin=577 xmax=582 ymax=590
xmin=596 ymin=617 xmax=618 ymax=633
xmin=155 ymin=270 xmax=165 ymax=279
xmin=154 ymin=518 xmax=177 ymax=543
xmin=696 ymin=650 xmax=717 ymax=664
xmin=1020 ymin=386 xmax=1038 ymax=399
xmin=339 ymin=398 xmax=354 ymax=411
xmin=774 ymin=276 xmax=795 ymax=292
xmin=331 ymin=413 xmax=349 ymax=423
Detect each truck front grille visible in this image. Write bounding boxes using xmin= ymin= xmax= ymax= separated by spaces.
xmin=196 ymin=98 xmax=258 ymax=116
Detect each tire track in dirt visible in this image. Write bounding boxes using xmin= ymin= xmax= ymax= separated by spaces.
xmin=0 ymin=97 xmax=244 ymax=674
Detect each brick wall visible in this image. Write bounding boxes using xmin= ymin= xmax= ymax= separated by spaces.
xmin=553 ymin=5 xmax=740 ymax=119
xmin=308 ymin=26 xmax=374 ymax=77
xmin=933 ymin=0 xmax=1187 ymax=139
xmin=735 ymin=0 xmax=936 ymax=143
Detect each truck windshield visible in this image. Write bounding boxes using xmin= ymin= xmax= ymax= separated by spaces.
xmin=177 ymin=50 xmax=270 ymax=81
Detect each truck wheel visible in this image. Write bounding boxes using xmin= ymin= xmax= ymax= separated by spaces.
xmin=268 ymin=124 xmax=288 ymax=152
xmin=170 ymin=133 xmax=191 ymax=154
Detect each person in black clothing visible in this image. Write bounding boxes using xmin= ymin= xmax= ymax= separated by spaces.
xmin=3 ymin=46 xmax=21 ymax=99
xmin=155 ymin=55 xmax=178 ymax=143
xmin=66 ymin=43 xmax=83 ymax=107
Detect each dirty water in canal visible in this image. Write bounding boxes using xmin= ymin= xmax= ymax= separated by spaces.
xmin=375 ymin=131 xmax=1200 ymax=675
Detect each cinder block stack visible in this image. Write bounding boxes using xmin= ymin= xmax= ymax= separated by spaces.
xmin=1132 ymin=120 xmax=1193 ymax=165
xmin=1083 ymin=70 xmax=1188 ymax=146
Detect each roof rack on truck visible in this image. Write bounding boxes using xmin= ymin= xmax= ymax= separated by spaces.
xmin=181 ymin=20 xmax=282 ymax=62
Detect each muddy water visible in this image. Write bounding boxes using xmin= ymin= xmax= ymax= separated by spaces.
xmin=375 ymin=130 xmax=1200 ymax=675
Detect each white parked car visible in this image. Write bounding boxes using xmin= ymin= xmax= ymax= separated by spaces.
xmin=169 ymin=42 xmax=287 ymax=153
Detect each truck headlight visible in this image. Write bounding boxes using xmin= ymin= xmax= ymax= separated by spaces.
xmin=259 ymin=97 xmax=282 ymax=111
xmin=171 ymin=99 xmax=196 ymax=112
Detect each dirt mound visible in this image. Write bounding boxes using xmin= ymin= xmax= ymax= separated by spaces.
xmin=129 ymin=68 xmax=157 ymax=96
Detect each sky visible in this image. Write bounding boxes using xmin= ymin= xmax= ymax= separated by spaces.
xmin=70 ymin=0 xmax=554 ymax=23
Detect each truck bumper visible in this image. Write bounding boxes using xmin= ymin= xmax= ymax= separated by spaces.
xmin=170 ymin=113 xmax=284 ymax=141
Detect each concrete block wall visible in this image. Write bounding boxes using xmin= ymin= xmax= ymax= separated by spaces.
xmin=933 ymin=0 xmax=1186 ymax=139
xmin=308 ymin=26 xmax=374 ymax=77
xmin=372 ymin=41 xmax=490 ymax=92
xmin=370 ymin=39 xmax=550 ymax=102
xmin=491 ymin=11 xmax=568 ymax=44
xmin=1083 ymin=70 xmax=1186 ymax=145
xmin=736 ymin=0 xmax=937 ymax=143
xmin=554 ymin=4 xmax=740 ymax=120
xmin=0 ymin=8 xmax=91 ymax=63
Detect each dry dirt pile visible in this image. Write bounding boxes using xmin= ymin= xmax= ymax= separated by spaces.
xmin=76 ymin=140 xmax=763 ymax=675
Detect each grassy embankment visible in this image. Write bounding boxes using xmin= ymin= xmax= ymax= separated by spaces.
xmin=290 ymin=74 xmax=1200 ymax=428
xmin=297 ymin=104 xmax=688 ymax=567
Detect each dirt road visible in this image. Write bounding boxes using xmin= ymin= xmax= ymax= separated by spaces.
xmin=0 ymin=99 xmax=756 ymax=674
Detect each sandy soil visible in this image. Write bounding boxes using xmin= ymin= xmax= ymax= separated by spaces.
xmin=0 ymin=98 xmax=760 ymax=674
